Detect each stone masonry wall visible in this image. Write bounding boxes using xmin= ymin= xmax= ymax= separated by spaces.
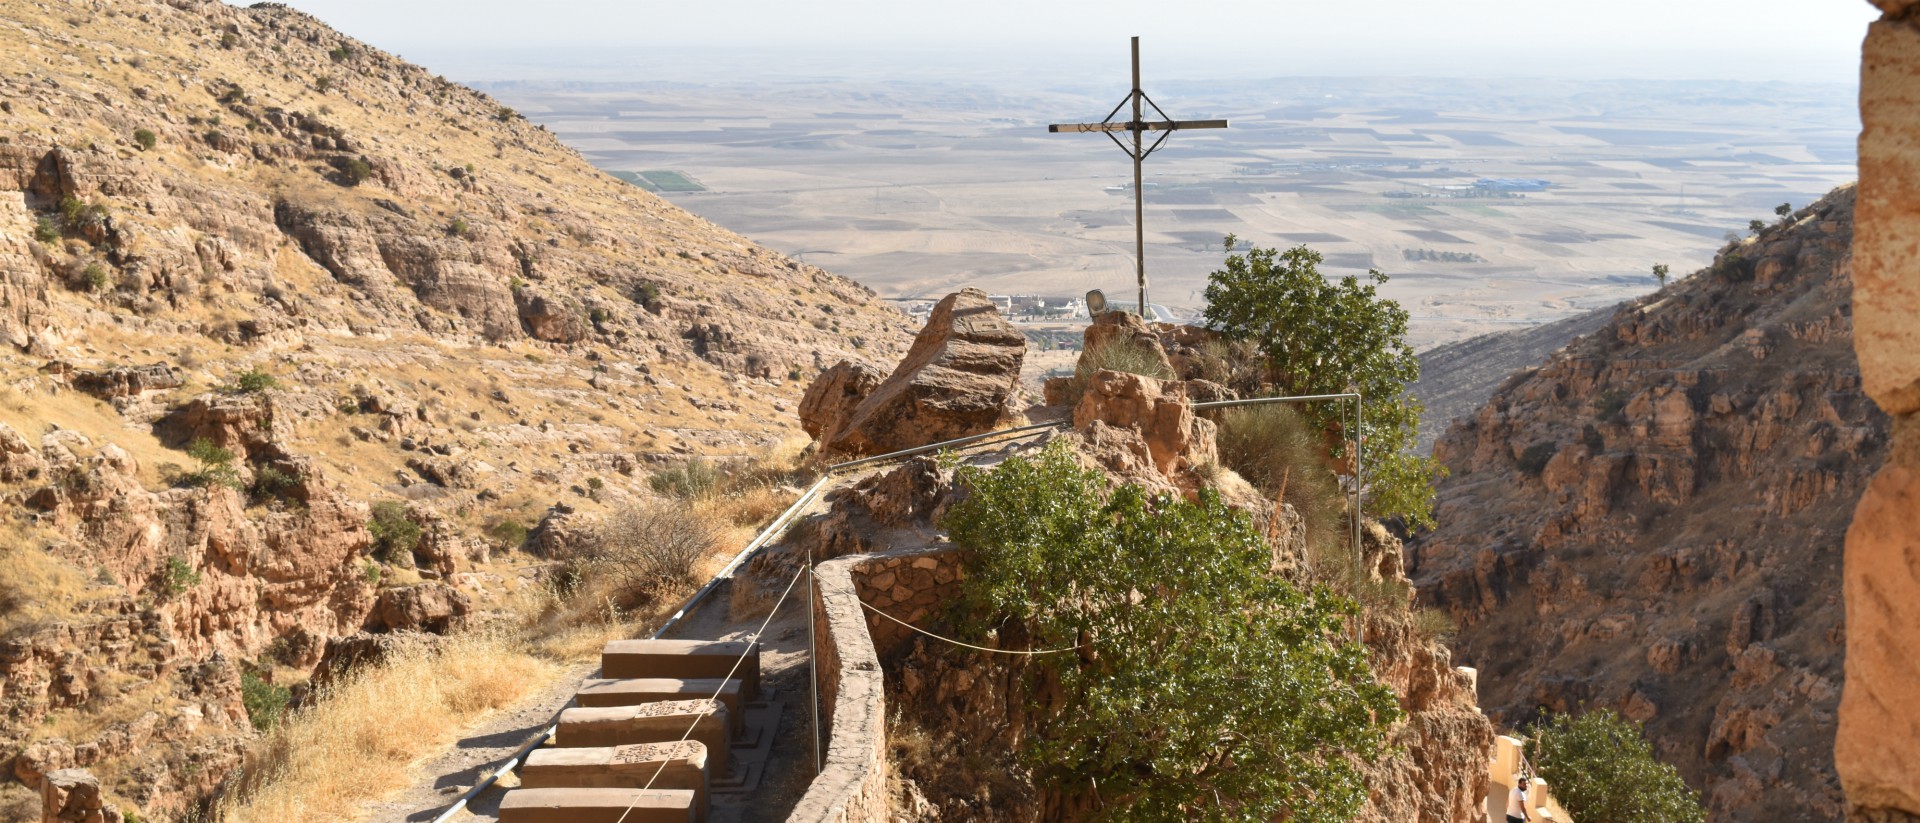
xmin=786 ymin=547 xmax=962 ymax=823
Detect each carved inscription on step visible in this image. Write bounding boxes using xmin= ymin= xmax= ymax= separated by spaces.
xmin=613 ymin=741 xmax=702 ymax=764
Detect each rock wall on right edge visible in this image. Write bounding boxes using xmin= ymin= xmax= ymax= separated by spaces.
xmin=1410 ymin=185 xmax=1878 ymax=822
xmin=1840 ymin=6 xmax=1920 ymax=820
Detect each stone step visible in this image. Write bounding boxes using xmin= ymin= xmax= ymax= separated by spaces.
xmin=602 ymin=639 xmax=760 ymax=699
xmin=497 ymin=787 xmax=696 ymax=823
xmin=522 ymin=742 xmax=710 ymax=823
xmin=575 ymin=678 xmax=744 ymax=735
xmin=555 ymin=702 xmax=730 ymax=777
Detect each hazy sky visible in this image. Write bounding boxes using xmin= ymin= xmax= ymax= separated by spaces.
xmin=260 ymin=1 xmax=1876 ymax=85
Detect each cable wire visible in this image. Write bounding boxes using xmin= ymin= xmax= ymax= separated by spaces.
xmin=611 ymin=558 xmax=810 ymax=823
xmin=857 ymin=597 xmax=1084 ymax=656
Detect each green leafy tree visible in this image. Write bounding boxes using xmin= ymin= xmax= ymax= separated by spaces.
xmin=1652 ymin=263 xmax=1669 ymax=287
xmin=942 ymin=442 xmax=1400 ymax=822
xmin=133 ymin=128 xmax=157 ymax=151
xmin=1530 ymin=709 xmax=1706 ymax=823
xmin=222 ymin=367 xmax=279 ymax=394
xmin=1749 ymin=218 xmax=1766 ymax=236
xmin=1775 ymin=202 xmax=1792 ymax=219
xmin=183 ymin=438 xmax=242 ymax=490
xmin=1202 ymin=237 xmax=1443 ymax=528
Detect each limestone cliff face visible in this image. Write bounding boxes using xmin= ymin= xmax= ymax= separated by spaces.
xmin=1841 ymin=7 xmax=1920 ymax=819
xmin=1411 ymin=185 xmax=1875 ymax=821
xmin=0 ymin=0 xmax=914 ymax=815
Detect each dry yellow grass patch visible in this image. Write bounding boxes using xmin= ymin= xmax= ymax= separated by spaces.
xmin=214 ymin=632 xmax=555 ymax=823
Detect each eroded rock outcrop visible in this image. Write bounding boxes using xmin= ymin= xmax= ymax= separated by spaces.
xmin=1412 ymin=185 xmax=1873 ymax=821
xmin=817 ymin=289 xmax=1024 ymax=456
xmin=1840 ymin=9 xmax=1920 ymax=818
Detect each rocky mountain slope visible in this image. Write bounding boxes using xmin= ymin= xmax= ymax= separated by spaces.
xmin=1410 ymin=185 xmax=1877 ymax=821
xmin=1411 ymin=306 xmax=1614 ymax=455
xmin=0 ymin=0 xmax=910 ymax=817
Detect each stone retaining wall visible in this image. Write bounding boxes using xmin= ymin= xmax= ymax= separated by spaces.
xmin=784 ymin=546 xmax=963 ymax=823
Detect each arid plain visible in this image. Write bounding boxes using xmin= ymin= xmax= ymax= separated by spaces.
xmin=486 ymin=74 xmax=1857 ymax=348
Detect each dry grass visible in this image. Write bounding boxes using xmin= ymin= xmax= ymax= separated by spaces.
xmin=214 ymin=631 xmax=555 ymax=822
xmin=0 ymin=523 xmax=117 ymax=639
xmin=1215 ymin=404 xmax=1349 ymax=557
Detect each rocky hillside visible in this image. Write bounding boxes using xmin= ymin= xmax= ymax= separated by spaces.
xmin=1410 ymin=185 xmax=1877 ymax=821
xmin=1411 ymin=306 xmax=1614 ymax=455
xmin=0 ymin=0 xmax=910 ymax=817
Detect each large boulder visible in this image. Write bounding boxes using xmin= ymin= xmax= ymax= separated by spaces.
xmin=822 ymin=289 xmax=1025 ymax=456
xmin=798 ymin=360 xmax=885 ymax=440
xmin=365 ymin=582 xmax=471 ymax=633
xmin=41 ymin=769 xmax=121 ymax=823
xmin=1069 ymin=370 xmax=1221 ymax=497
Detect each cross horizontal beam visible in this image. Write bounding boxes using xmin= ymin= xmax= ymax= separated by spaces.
xmin=1046 ymin=119 xmax=1229 ymax=133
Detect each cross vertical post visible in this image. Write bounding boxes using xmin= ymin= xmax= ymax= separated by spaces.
xmin=1130 ymin=36 xmax=1146 ymax=318
xmin=1048 ymin=37 xmax=1228 ymax=320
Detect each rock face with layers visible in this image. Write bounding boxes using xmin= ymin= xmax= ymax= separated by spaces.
xmin=816 ymin=289 xmax=1025 ymax=456
xmin=1840 ymin=7 xmax=1920 ymax=819
xmin=1411 ymin=186 xmax=1875 ymax=821
xmin=1069 ymin=370 xmax=1220 ymax=497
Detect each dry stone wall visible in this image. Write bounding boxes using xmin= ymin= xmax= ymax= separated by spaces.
xmin=787 ymin=546 xmax=964 ymax=823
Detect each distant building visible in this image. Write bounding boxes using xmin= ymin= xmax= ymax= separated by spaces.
xmin=1473 ymin=178 xmax=1552 ymax=192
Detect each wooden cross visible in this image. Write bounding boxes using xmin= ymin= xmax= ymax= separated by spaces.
xmin=1049 ymin=36 xmax=1228 ymax=319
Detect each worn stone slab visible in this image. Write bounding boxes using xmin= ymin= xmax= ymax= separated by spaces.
xmin=575 ymin=678 xmax=744 ymax=734
xmin=523 ymin=742 xmax=709 ymax=823
xmin=602 ymin=639 xmax=759 ymax=699
xmin=497 ymin=787 xmax=696 ymax=823
xmin=555 ymin=702 xmax=730 ymax=777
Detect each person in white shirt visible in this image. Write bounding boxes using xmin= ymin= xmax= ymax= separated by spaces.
xmin=1506 ymin=777 xmax=1531 ymax=823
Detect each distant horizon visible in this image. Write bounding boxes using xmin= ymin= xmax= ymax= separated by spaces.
xmin=246 ymin=1 xmax=1874 ymax=87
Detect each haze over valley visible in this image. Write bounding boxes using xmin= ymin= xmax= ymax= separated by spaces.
xmin=484 ymin=71 xmax=1857 ymax=348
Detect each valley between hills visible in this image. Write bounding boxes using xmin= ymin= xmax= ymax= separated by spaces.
xmin=4 ymin=2 xmax=1919 ymax=823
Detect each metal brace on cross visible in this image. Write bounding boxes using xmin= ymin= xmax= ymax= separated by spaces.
xmin=1048 ymin=36 xmax=1228 ymax=319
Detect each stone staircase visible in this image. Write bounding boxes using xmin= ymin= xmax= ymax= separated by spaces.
xmin=495 ymin=639 xmax=778 ymax=823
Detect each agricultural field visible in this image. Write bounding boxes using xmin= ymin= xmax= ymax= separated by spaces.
xmin=486 ymin=74 xmax=1857 ymax=348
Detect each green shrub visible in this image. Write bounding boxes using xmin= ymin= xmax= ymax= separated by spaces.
xmin=1529 ymin=709 xmax=1706 ymax=823
xmin=133 ymin=128 xmax=157 ymax=151
xmin=649 ymin=457 xmax=720 ymax=499
xmin=448 ymin=217 xmax=471 ymax=238
xmin=161 ymin=556 xmax=200 ymax=596
xmin=589 ymin=307 xmax=610 ymax=326
xmin=941 ymin=441 xmax=1399 ymax=820
xmin=1517 ymin=442 xmax=1557 ymax=476
xmin=219 ymin=31 xmax=239 ymax=49
xmin=250 ymin=464 xmax=301 ymax=502
xmin=81 ymin=263 xmax=111 ymax=293
xmin=367 ymin=500 xmax=420 ymax=565
xmin=240 ymin=671 xmax=290 ymax=733
xmin=328 ymin=45 xmax=352 ymax=62
xmin=340 ymin=156 xmax=372 ymax=186
xmin=1204 ymin=237 xmax=1443 ymax=528
xmin=362 ymin=560 xmax=382 ymax=585
xmin=182 ymin=438 xmax=241 ymax=490
xmin=1214 ymin=403 xmax=1347 ymax=556
xmin=222 ymin=367 xmax=279 ymax=394
xmin=314 ymin=75 xmax=332 ymax=92
xmin=33 ymin=217 xmax=58 ymax=244
xmin=485 ymin=518 xmax=529 ymax=549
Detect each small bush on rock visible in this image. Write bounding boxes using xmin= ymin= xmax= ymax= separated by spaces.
xmin=241 ymin=671 xmax=290 ymax=733
xmin=182 ymin=439 xmax=242 ymax=490
xmin=222 ymin=366 xmax=279 ymax=394
xmin=1215 ymin=403 xmax=1348 ymax=556
xmin=367 ymin=501 xmax=421 ymax=566
xmin=649 ymin=457 xmax=719 ymax=499
xmin=1518 ymin=442 xmax=1557 ymax=476
xmin=133 ymin=128 xmax=157 ymax=151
